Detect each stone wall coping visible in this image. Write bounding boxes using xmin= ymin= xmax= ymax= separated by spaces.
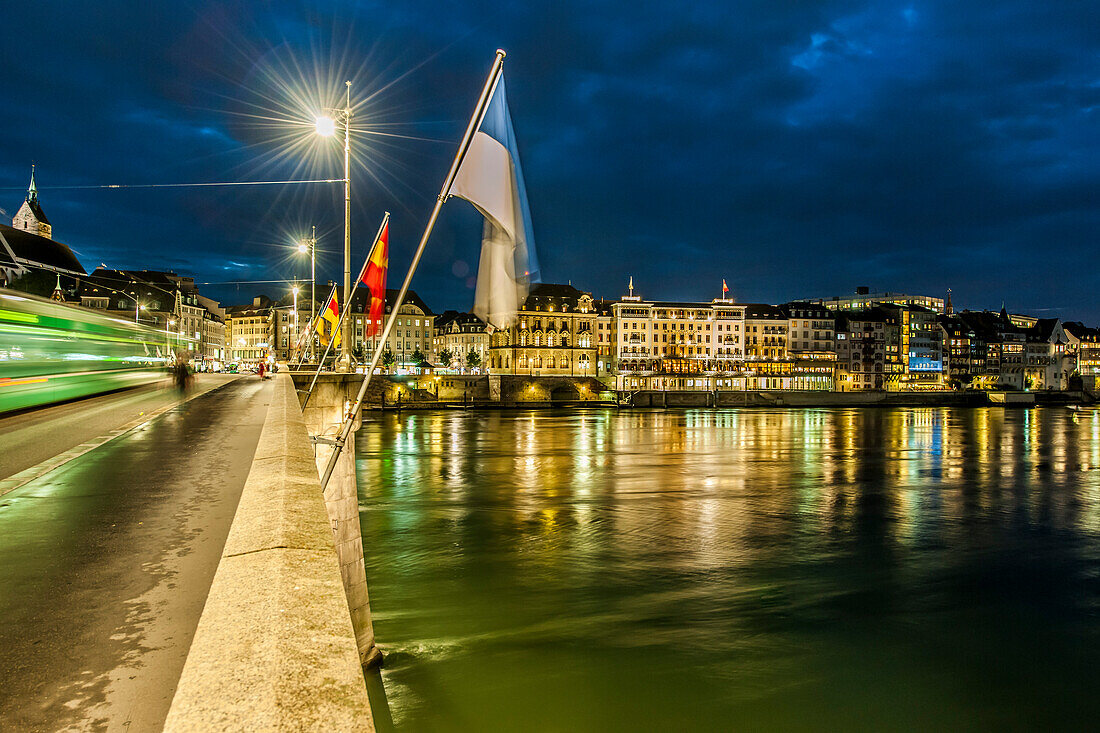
xmin=164 ymin=373 xmax=375 ymax=732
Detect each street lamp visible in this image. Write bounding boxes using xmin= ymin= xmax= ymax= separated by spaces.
xmin=135 ymin=302 xmax=146 ymax=323
xmin=291 ymin=284 xmax=300 ymax=362
xmin=167 ymin=318 xmax=176 ymax=359
xmin=297 ymin=226 xmax=316 ymax=361
xmin=316 ymin=80 xmax=353 ymax=371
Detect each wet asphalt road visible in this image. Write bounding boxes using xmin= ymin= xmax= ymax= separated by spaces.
xmin=0 ymin=374 xmax=239 ymax=482
xmin=0 ymin=376 xmax=271 ymax=731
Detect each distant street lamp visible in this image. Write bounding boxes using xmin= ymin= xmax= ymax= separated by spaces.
xmin=291 ymin=284 xmax=300 ymax=360
xmin=315 ymin=81 xmax=353 ymax=371
xmin=297 ymin=227 xmax=316 ymax=360
xmin=135 ymin=301 xmax=146 ymax=323
xmin=167 ymin=318 xmax=176 ymax=358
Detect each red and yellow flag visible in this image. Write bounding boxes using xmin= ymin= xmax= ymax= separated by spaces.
xmin=319 ymin=291 xmax=341 ymax=348
xmin=360 ymin=222 xmax=388 ymax=337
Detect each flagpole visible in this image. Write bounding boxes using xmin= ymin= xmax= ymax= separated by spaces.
xmin=302 ymin=212 xmax=389 ymax=408
xmin=291 ymin=295 xmax=322 ymax=368
xmin=299 ymin=280 xmax=336 ymax=363
xmin=318 ymin=49 xmax=507 ymax=491
xmin=291 ymin=279 xmax=334 ymax=370
xmin=292 ymin=282 xmax=336 ymax=369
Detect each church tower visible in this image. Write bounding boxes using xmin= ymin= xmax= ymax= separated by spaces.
xmin=13 ymin=166 xmax=52 ymax=239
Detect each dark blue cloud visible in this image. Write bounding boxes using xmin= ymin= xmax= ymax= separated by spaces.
xmin=1 ymin=1 xmax=1096 ymax=319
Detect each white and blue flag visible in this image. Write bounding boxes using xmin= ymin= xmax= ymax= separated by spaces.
xmin=451 ymin=74 xmax=540 ymax=329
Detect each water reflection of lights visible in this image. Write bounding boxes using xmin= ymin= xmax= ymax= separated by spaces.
xmin=356 ymin=405 xmax=1100 ymax=563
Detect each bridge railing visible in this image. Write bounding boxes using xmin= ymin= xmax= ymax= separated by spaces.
xmin=164 ymin=372 xmax=375 ymax=731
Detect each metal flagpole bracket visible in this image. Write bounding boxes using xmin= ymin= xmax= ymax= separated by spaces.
xmin=309 ymin=435 xmax=343 ymax=447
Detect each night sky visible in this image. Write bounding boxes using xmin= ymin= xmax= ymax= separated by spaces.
xmin=2 ymin=2 xmax=1097 ymax=319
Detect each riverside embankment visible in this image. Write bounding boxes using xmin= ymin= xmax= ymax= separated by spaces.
xmin=347 ymin=371 xmax=1089 ymax=409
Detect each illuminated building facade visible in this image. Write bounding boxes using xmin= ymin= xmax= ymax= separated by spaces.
xmin=225 ymin=297 xmax=273 ymax=364
xmin=348 ymin=288 xmax=434 ymax=371
xmin=785 ymin=302 xmax=839 ymax=391
xmin=1063 ymin=322 xmax=1100 ymax=379
xmin=835 ymin=309 xmax=889 ymax=391
xmin=488 ymin=283 xmax=597 ymax=376
xmin=609 ymin=291 xmax=834 ymax=392
xmin=593 ymin=299 xmax=615 ymax=376
xmin=799 ymin=287 xmax=945 ymax=314
xmin=432 ymin=311 xmax=489 ymax=370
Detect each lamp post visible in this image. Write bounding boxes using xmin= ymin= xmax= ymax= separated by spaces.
xmin=135 ymin=301 xmax=146 ymax=323
xmin=291 ymin=284 xmax=300 ymax=361
xmin=167 ymin=318 xmax=176 ymax=359
xmin=297 ymin=226 xmax=316 ymax=360
xmin=316 ymin=81 xmax=353 ymax=371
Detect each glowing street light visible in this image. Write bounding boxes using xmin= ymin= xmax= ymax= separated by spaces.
xmin=315 ymin=115 xmax=337 ymax=138
xmin=316 ymin=81 xmax=353 ymax=371
xmin=297 ymin=227 xmax=317 ymax=361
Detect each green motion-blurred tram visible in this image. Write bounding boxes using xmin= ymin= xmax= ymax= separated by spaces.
xmin=0 ymin=290 xmax=169 ymax=413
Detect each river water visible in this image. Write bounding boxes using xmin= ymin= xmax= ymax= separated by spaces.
xmin=356 ymin=407 xmax=1100 ymax=731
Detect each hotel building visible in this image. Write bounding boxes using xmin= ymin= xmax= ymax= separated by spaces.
xmin=487 ymin=283 xmax=597 ymax=376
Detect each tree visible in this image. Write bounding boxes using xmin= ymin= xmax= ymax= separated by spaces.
xmin=466 ymin=348 xmax=482 ymax=370
xmin=411 ymin=346 xmax=429 ymax=368
xmin=352 ymin=343 xmax=365 ymax=361
xmin=949 ymin=374 xmax=976 ymax=391
xmin=381 ymin=346 xmax=396 ymax=371
xmin=438 ymin=348 xmax=454 ymax=368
